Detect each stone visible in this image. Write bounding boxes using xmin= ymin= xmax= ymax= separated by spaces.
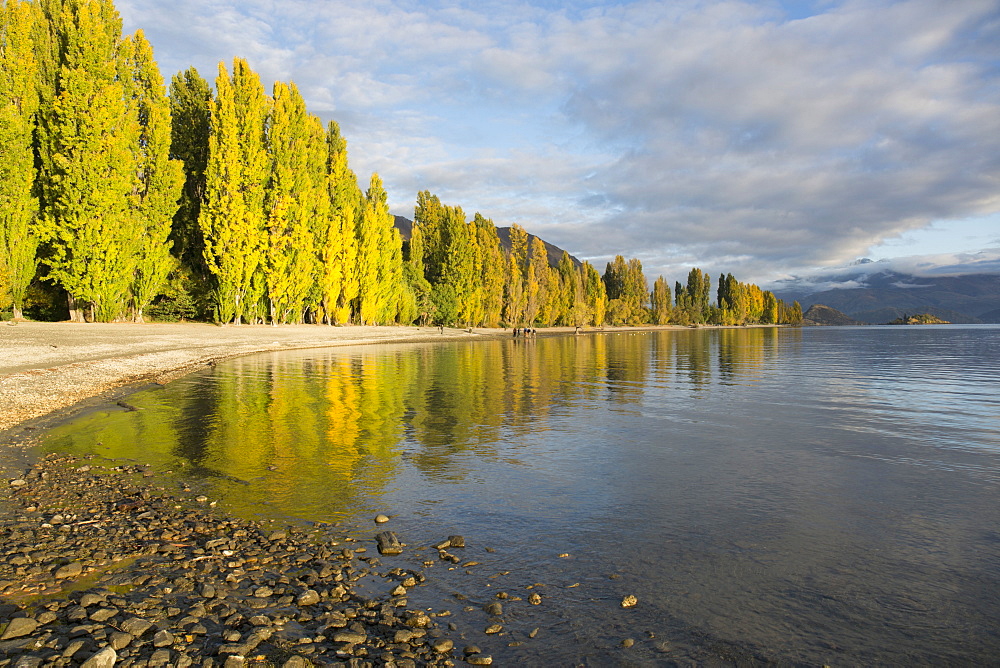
xmin=374 ymin=514 xmax=390 ymax=523
xmin=484 ymin=603 xmax=502 ymax=616
xmin=466 ymin=655 xmax=493 ymax=665
xmin=528 ymin=593 xmax=542 ymax=605
xmin=109 ymin=632 xmax=133 ymax=650
xmin=1 ymin=618 xmax=39 ymax=641
xmin=149 ymin=648 xmax=172 ymax=666
xmin=121 ymin=617 xmax=154 ymax=636
xmin=54 ymin=562 xmax=83 ymax=579
xmin=296 ymin=589 xmax=319 ymax=606
xmin=621 ymin=638 xmax=635 ymax=648
xmin=153 ymin=629 xmax=175 ymax=647
xmin=89 ymin=608 xmax=118 ymax=623
xmin=431 ymin=638 xmax=454 ymax=653
xmin=621 ymin=594 xmax=638 ymax=608
xmin=484 ymin=624 xmax=502 ymax=634
xmin=376 ymin=531 xmax=402 ymax=555
xmin=80 ymin=647 xmax=117 ymax=668
xmin=447 ymin=535 xmax=465 ymax=548
xmin=79 ymin=593 xmax=105 ymax=608
xmin=397 ymin=628 xmax=427 ymax=643
xmin=333 ymin=630 xmax=366 ymax=644
xmin=281 ymin=657 xmax=312 ymax=668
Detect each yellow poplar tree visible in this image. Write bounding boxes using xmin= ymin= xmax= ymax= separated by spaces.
xmin=121 ymin=30 xmax=183 ymax=322
xmin=0 ymin=0 xmax=39 ymax=319
xmin=201 ymin=58 xmax=269 ymax=324
xmin=35 ymin=0 xmax=141 ymax=322
xmin=356 ymin=173 xmax=401 ymax=324
xmin=323 ymin=121 xmax=361 ymax=324
xmin=264 ymin=81 xmax=318 ymax=324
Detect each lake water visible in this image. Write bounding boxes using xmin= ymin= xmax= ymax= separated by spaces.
xmin=39 ymin=325 xmax=1000 ymax=665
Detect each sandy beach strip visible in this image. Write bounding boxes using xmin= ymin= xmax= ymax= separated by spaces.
xmin=0 ymin=320 xmax=698 ymax=437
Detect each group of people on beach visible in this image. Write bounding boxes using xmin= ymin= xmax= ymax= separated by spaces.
xmin=512 ymin=327 xmax=536 ymax=338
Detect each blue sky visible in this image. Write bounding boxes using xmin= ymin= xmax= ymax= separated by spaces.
xmin=117 ymin=0 xmax=1000 ymax=285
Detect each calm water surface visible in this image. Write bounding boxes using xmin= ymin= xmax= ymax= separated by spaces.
xmin=40 ymin=326 xmax=1000 ymax=665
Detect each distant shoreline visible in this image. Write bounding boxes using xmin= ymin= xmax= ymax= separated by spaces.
xmin=2 ymin=321 xmax=736 ymax=437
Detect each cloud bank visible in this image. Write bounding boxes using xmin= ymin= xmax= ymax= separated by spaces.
xmin=119 ymin=0 xmax=1000 ymax=283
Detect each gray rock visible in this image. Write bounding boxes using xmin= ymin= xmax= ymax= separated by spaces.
xmin=14 ymin=655 xmax=43 ymax=668
xmin=153 ymin=629 xmax=175 ymax=647
xmin=281 ymin=657 xmax=312 ymax=668
xmin=109 ymin=631 xmax=133 ymax=650
xmin=466 ymin=655 xmax=493 ymax=665
xmin=80 ymin=647 xmax=117 ymax=668
xmin=54 ymin=562 xmax=83 ymax=579
xmin=484 ymin=603 xmax=502 ymax=616
xmin=89 ymin=607 xmax=118 ymax=623
xmin=431 ymin=638 xmax=454 ymax=653
xmin=333 ymin=630 xmax=366 ymax=644
xmin=121 ymin=617 xmax=153 ymax=636
xmin=1 ymin=618 xmax=39 ymax=641
xmin=149 ymin=648 xmax=172 ymax=666
xmin=296 ymin=589 xmax=319 ymax=606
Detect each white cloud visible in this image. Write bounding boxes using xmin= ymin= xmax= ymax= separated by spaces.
xmin=119 ymin=0 xmax=1000 ymax=285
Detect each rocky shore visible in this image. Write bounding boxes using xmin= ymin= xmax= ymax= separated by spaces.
xmin=0 ymin=453 xmax=500 ymax=667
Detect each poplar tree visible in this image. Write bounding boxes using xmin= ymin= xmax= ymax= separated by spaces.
xmin=526 ymin=236 xmax=548 ymax=325
xmin=582 ymin=261 xmax=607 ymax=326
xmin=35 ymin=0 xmax=140 ymax=321
xmin=168 ymin=67 xmax=212 ymax=273
xmin=476 ymin=215 xmax=505 ymax=327
xmin=201 ymin=58 xmax=269 ymax=324
xmin=121 ymin=30 xmax=183 ymax=322
xmin=503 ymin=223 xmax=529 ymax=326
xmin=322 ymin=121 xmax=361 ymax=324
xmin=651 ymin=275 xmax=671 ymax=325
xmin=0 ymin=0 xmax=39 ymax=319
xmin=264 ymin=81 xmax=317 ymax=324
xmin=356 ymin=174 xmax=401 ymax=324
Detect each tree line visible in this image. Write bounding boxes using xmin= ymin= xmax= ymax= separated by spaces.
xmin=0 ymin=0 xmax=803 ymax=327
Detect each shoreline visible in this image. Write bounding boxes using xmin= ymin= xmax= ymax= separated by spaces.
xmin=0 ymin=320 xmax=698 ymax=439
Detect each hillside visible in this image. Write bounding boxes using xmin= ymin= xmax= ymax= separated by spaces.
xmin=776 ymin=270 xmax=1000 ymax=324
xmin=393 ymin=216 xmax=582 ymax=270
xmin=801 ymin=304 xmax=867 ymax=326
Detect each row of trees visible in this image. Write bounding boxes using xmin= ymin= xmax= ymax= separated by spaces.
xmin=0 ymin=0 xmax=802 ymax=327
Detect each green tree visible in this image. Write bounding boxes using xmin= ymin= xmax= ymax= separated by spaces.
xmin=582 ymin=261 xmax=606 ymax=325
xmin=651 ymin=275 xmax=671 ymax=325
xmin=35 ymin=0 xmax=141 ymax=321
xmin=322 ymin=121 xmax=361 ymax=324
xmin=503 ymin=223 xmax=529 ymax=326
xmin=264 ymin=81 xmax=318 ymax=324
xmin=121 ymin=30 xmax=183 ymax=322
xmin=168 ymin=66 xmax=212 ymax=274
xmin=475 ymin=214 xmax=505 ymax=327
xmin=200 ymin=58 xmax=269 ymax=324
xmin=526 ymin=236 xmax=548 ymax=325
xmin=355 ymin=173 xmax=401 ymax=324
xmin=0 ymin=0 xmax=40 ymax=319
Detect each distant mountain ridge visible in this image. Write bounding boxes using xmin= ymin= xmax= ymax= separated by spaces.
xmin=393 ymin=216 xmax=582 ymax=270
xmin=775 ymin=270 xmax=1000 ymax=324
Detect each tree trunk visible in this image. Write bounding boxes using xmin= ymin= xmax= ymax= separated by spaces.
xmin=67 ymin=294 xmax=83 ymax=323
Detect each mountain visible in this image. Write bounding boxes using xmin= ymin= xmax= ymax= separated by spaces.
xmin=801 ymin=304 xmax=867 ymax=326
xmin=775 ymin=270 xmax=1000 ymax=324
xmin=393 ymin=216 xmax=582 ymax=270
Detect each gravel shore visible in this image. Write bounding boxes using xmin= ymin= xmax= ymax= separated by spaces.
xmin=0 ymin=452 xmax=495 ymax=667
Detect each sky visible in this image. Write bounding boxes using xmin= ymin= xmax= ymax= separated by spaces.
xmin=116 ymin=0 xmax=1000 ymax=286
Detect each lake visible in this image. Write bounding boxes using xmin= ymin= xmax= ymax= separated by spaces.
xmin=38 ymin=325 xmax=1000 ymax=665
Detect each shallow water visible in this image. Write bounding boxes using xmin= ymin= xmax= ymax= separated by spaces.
xmin=39 ymin=325 xmax=1000 ymax=665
